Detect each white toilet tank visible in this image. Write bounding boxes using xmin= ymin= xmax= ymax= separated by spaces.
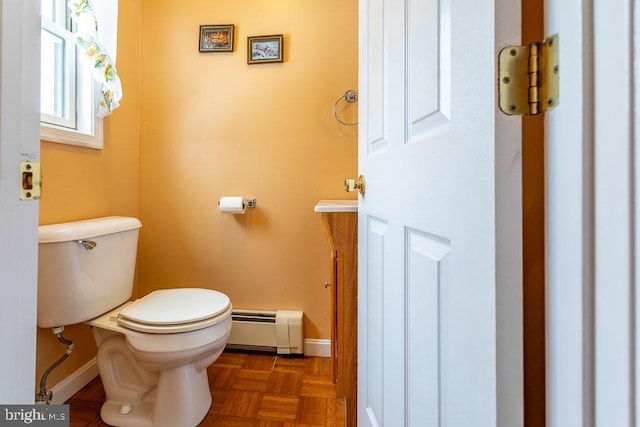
xmin=37 ymin=216 xmax=142 ymax=328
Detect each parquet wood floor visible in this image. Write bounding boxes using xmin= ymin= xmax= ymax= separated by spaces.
xmin=65 ymin=350 xmax=346 ymax=427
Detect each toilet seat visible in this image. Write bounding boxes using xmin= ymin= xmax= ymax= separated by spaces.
xmin=117 ymin=288 xmax=231 ymax=334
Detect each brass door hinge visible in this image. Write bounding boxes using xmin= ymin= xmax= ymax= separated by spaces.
xmin=499 ymin=34 xmax=559 ymax=116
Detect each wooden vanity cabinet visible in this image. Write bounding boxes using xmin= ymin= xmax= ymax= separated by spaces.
xmin=320 ymin=211 xmax=357 ymax=427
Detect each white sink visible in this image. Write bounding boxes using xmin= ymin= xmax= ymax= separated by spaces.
xmin=314 ymin=200 xmax=358 ymax=213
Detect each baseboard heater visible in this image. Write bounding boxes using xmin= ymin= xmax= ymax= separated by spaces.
xmin=226 ymin=309 xmax=304 ymax=355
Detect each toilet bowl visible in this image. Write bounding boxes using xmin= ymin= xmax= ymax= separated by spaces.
xmin=36 ymin=217 xmax=232 ymax=427
xmin=88 ymin=288 xmax=232 ymax=427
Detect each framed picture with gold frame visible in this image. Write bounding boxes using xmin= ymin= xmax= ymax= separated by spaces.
xmin=247 ymin=34 xmax=283 ymax=64
xmin=199 ymin=24 xmax=235 ymax=52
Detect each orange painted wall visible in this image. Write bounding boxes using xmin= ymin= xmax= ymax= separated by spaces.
xmin=36 ymin=0 xmax=143 ymax=389
xmin=136 ymin=0 xmax=358 ymax=340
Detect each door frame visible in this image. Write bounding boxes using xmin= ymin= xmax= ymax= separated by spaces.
xmin=0 ymin=0 xmax=41 ymax=403
xmin=545 ymin=0 xmax=638 ymax=424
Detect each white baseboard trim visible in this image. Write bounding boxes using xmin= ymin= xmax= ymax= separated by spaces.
xmin=304 ymin=338 xmax=331 ymax=357
xmin=50 ymin=357 xmax=98 ymax=404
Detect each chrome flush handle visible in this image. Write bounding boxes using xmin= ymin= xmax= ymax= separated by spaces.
xmin=76 ymin=240 xmax=97 ymax=250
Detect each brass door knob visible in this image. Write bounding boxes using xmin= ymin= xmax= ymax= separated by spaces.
xmin=344 ymin=175 xmax=365 ymax=195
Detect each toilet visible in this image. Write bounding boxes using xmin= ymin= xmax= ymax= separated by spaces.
xmin=37 ymin=216 xmax=232 ymax=427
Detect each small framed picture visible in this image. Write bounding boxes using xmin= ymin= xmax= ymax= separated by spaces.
xmin=199 ymin=24 xmax=235 ymax=52
xmin=247 ymin=34 xmax=284 ymax=64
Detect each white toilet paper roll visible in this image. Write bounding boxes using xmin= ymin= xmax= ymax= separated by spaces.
xmin=219 ymin=196 xmax=246 ymax=214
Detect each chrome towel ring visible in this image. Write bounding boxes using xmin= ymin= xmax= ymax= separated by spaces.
xmin=333 ymin=89 xmax=358 ymax=126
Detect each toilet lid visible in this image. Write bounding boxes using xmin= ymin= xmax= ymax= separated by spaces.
xmin=118 ymin=288 xmax=230 ymax=327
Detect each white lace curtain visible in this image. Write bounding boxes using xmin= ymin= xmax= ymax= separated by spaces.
xmin=68 ymin=0 xmax=121 ymax=117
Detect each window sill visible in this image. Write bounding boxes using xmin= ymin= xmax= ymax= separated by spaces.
xmin=40 ymin=120 xmax=103 ymax=149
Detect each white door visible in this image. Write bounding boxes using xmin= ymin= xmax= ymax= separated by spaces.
xmin=545 ymin=0 xmax=638 ymax=425
xmin=357 ymin=0 xmax=523 ymax=425
xmin=0 ymin=0 xmax=41 ymax=402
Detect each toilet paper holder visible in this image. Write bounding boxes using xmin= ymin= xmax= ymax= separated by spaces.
xmin=218 ymin=197 xmax=257 ymax=209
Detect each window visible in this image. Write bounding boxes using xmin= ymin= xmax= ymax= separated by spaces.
xmin=41 ymin=0 xmax=75 ymax=128
xmin=40 ymin=0 xmax=103 ymax=148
